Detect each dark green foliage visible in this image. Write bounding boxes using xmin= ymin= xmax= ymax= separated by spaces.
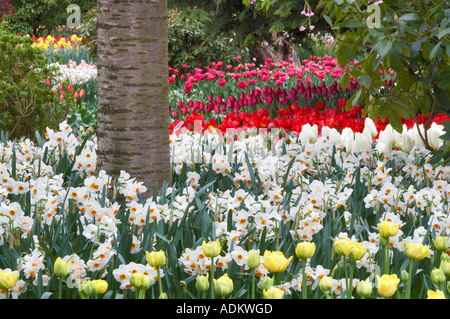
xmin=169 ymin=0 xmax=324 ymax=47
xmin=168 ymin=6 xmax=249 ymax=68
xmin=0 ymin=22 xmax=74 ymax=140
xmin=323 ymin=0 xmax=450 ymax=152
xmin=78 ymin=5 xmax=97 ymax=62
xmin=3 ymin=0 xmax=96 ymax=36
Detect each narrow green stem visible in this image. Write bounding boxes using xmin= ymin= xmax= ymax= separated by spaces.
xmin=323 ymin=291 xmax=332 ymax=299
xmin=273 ymin=272 xmax=280 ymax=286
xmin=58 ymin=277 xmax=63 ymax=299
xmin=405 ymin=259 xmax=414 ymax=299
xmin=157 ymin=267 xmax=163 ymax=297
xmin=347 ymin=261 xmax=354 ymax=299
xmin=384 ymin=244 xmax=390 ymax=275
xmin=138 ymin=288 xmax=146 ymax=299
xmin=302 ymin=259 xmax=308 ymax=299
xmin=210 ymin=257 xmax=215 ymax=299
xmin=343 ymin=257 xmax=348 ymax=299
xmin=441 ymin=282 xmax=447 ymax=298
xmin=251 ymin=269 xmax=256 ymax=299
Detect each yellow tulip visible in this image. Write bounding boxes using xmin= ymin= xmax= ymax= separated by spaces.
xmin=440 ymin=259 xmax=450 ymax=277
xmin=377 ymin=274 xmax=400 ymax=298
xmin=319 ymin=275 xmax=333 ymax=293
xmin=433 ymin=236 xmax=449 ymax=252
xmin=404 ymin=243 xmax=430 ymax=260
xmin=263 ymin=286 xmax=284 ymax=299
xmin=333 ymin=237 xmax=351 ymax=256
xmin=263 ymin=250 xmax=293 ymax=273
xmin=214 ymin=273 xmax=233 ymax=297
xmin=427 ymin=289 xmax=446 ymax=299
xmin=378 ymin=220 xmax=399 ymax=238
xmin=295 ymin=241 xmax=316 ymax=260
xmin=54 ymin=257 xmax=71 ymax=278
xmin=431 ymin=267 xmax=446 ymax=285
xmin=259 ymin=276 xmax=274 ymax=291
xmin=247 ymin=250 xmax=261 ymax=269
xmin=145 ymin=250 xmax=166 ymax=267
xmin=356 ymin=277 xmax=372 ymax=298
xmin=195 ymin=273 xmax=210 ymax=292
xmin=130 ymin=273 xmax=146 ymax=289
xmin=91 ymin=279 xmax=108 ymax=296
xmin=342 ymin=240 xmax=367 ymax=260
xmin=0 ymin=270 xmax=19 ymax=290
xmin=202 ymin=240 xmax=221 ymax=258
xmin=78 ymin=281 xmax=93 ymax=299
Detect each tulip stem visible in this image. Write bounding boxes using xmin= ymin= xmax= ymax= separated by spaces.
xmin=347 ymin=261 xmax=355 ymax=299
xmin=405 ymin=259 xmax=414 ymax=299
xmin=157 ymin=266 xmax=163 ymax=297
xmin=302 ymin=259 xmax=307 ymax=299
xmin=58 ymin=277 xmax=63 ymax=299
xmin=441 ymin=282 xmax=447 ymax=299
xmin=210 ymin=257 xmax=215 ymax=299
xmin=251 ymin=269 xmax=256 ymax=299
xmin=384 ymin=245 xmax=390 ymax=275
xmin=343 ymin=257 xmax=348 ymax=299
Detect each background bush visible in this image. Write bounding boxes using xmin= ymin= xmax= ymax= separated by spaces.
xmin=2 ymin=0 xmax=96 ymax=36
xmin=168 ymin=6 xmax=250 ymax=69
xmin=0 ymin=22 xmax=75 ymax=140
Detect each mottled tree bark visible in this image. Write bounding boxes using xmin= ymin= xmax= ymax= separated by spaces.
xmin=97 ymin=0 xmax=171 ymax=199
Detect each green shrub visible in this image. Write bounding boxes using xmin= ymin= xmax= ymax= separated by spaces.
xmin=3 ymin=0 xmax=96 ymax=36
xmin=168 ymin=6 xmax=249 ymax=69
xmin=0 ymin=22 xmax=75 ymax=140
xmin=78 ymin=6 xmax=97 ymax=62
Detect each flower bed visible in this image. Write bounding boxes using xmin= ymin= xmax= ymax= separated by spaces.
xmin=0 ymin=117 xmax=449 ymax=299
xmin=2 ymin=32 xmax=449 ymax=300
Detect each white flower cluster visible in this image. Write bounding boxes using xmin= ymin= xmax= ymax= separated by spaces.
xmin=49 ymin=60 xmax=97 ymax=86
xmin=1 ymin=118 xmax=449 ymax=297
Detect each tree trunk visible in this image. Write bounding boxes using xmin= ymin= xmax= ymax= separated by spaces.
xmin=97 ymin=0 xmax=171 ymax=200
xmin=249 ymin=32 xmax=301 ymax=68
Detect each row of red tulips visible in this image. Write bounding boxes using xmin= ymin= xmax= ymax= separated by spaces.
xmin=170 ymin=99 xmax=450 ymax=140
xmin=169 ymin=78 xmax=365 ymax=119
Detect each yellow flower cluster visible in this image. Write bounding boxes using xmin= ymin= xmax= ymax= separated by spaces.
xmin=30 ymin=34 xmax=83 ymax=51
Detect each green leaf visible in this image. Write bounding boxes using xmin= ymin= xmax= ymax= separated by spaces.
xmin=437 ymin=28 xmax=450 ymax=39
xmin=411 ymin=41 xmax=422 ymax=56
xmin=438 ymin=79 xmax=450 ymax=89
xmin=341 ymin=72 xmax=350 ymax=89
xmin=344 ymin=45 xmax=354 ymax=61
xmin=386 ymin=108 xmax=403 ymax=133
xmin=344 ymin=19 xmax=363 ymax=28
xmin=399 ymin=13 xmax=418 ymax=22
xmin=352 ymin=88 xmax=362 ymax=107
xmin=438 ymin=121 xmax=450 ymax=141
xmin=337 ymin=45 xmax=348 ymax=66
xmin=429 ymin=41 xmax=443 ymax=59
xmin=377 ymin=41 xmax=392 ymax=59
xmin=357 ymin=74 xmax=372 ymax=85
xmin=324 ymin=15 xmax=333 ymax=26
